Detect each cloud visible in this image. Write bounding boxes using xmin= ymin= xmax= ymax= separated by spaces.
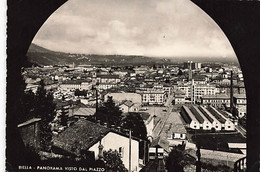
xmin=33 ymin=0 xmax=236 ymax=59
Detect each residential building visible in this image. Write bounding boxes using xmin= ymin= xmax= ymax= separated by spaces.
xmin=119 ymin=100 xmax=140 ymax=113
xmin=53 ymin=119 xmax=140 ymax=171
xmin=97 ymin=83 xmax=117 ymax=90
xmin=18 ymin=118 xmax=41 ymax=150
xmin=96 ymin=74 xmax=121 ymax=84
xmin=70 ymin=107 xmax=96 ymax=119
xmin=104 ymin=92 xmax=142 ymax=104
xmin=60 ymin=80 xmax=92 ymax=91
xmin=190 ymin=81 xmax=219 ymax=103
xmin=134 ymin=67 xmax=148 ymax=74
xmin=201 ymin=94 xmax=230 ymax=108
xmin=136 ymin=90 xmax=167 ymax=105
xmin=233 ymin=94 xmax=247 ymax=118
xmin=174 ymin=94 xmax=186 ymax=105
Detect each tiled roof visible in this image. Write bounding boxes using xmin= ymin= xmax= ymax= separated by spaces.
xmin=182 ymin=106 xmax=199 ymax=123
xmin=201 ymin=94 xmax=229 ymax=99
xmin=122 ymin=100 xmax=134 ymax=107
xmin=72 ymin=108 xmax=96 ymax=117
xmin=207 ymin=106 xmax=226 ymax=124
xmin=53 ymin=119 xmax=110 ymax=156
xmin=233 ymin=94 xmax=246 ymax=99
xmin=198 ymin=106 xmax=214 ymax=123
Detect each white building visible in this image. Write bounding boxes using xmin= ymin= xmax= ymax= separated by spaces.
xmin=174 ymin=94 xmax=186 ymax=105
xmin=198 ymin=106 xmax=222 ymax=131
xmin=53 ymin=119 xmax=140 ymax=171
xmin=60 ymin=80 xmax=92 ymax=91
xmin=180 ymin=106 xmax=200 ymax=129
xmin=137 ymin=90 xmax=167 ymax=105
xmin=104 ymin=92 xmax=142 ymax=104
xmin=97 ymin=83 xmax=117 ymax=90
xmin=190 ymin=106 xmax=212 ymax=130
xmin=119 ymin=100 xmax=140 ymax=113
xmin=233 ymin=94 xmax=247 ymax=118
xmin=209 ymin=106 xmax=235 ymax=131
xmin=96 ymin=74 xmax=121 ymax=84
xmin=190 ymin=81 xmax=220 ymax=103
xmin=89 ymin=132 xmax=140 ymax=172
xmin=201 ymin=94 xmax=230 ymax=108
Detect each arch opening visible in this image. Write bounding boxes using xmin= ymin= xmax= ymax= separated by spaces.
xmin=7 ymin=0 xmax=256 ymax=171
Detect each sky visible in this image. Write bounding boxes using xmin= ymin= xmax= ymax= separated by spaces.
xmin=33 ymin=0 xmax=236 ymax=59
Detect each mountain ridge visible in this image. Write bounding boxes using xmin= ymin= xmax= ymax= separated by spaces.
xmin=26 ymin=43 xmax=238 ymax=66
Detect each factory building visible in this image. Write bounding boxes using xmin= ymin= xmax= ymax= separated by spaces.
xmin=180 ymin=105 xmax=235 ymax=131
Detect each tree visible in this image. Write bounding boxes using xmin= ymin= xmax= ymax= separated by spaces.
xmin=121 ymin=112 xmax=148 ymax=159
xmin=95 ymin=96 xmax=122 ymax=126
xmin=60 ymin=107 xmax=68 ymax=126
xmin=34 ymin=80 xmax=56 ymax=151
xmin=103 ymin=149 xmax=127 ymax=172
xmin=165 ymin=148 xmax=184 ymax=172
xmin=19 ymin=90 xmax=37 ymax=123
xmin=121 ymin=112 xmax=147 ymax=140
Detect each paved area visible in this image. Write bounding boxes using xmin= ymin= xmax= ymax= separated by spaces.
xmin=152 ymin=106 xmax=172 ymax=138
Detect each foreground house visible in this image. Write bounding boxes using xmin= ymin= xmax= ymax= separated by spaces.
xmin=18 ymin=118 xmax=41 ymax=151
xmin=52 ymin=119 xmax=140 ymax=171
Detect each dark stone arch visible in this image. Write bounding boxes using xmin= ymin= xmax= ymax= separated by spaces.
xmin=190 ymin=1 xmax=260 ymax=171
xmin=7 ymin=0 xmax=260 ymax=171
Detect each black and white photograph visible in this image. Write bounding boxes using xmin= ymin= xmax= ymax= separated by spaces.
xmin=6 ymin=0 xmax=260 ymax=171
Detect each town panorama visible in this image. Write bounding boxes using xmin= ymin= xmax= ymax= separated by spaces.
xmin=17 ymin=43 xmax=247 ymax=172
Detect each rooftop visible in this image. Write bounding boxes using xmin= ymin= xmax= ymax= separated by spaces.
xmin=182 ymin=105 xmax=199 ymax=123
xmin=53 ymin=119 xmax=110 ymax=156
xmin=97 ymin=74 xmax=120 ymax=79
xmin=233 ymin=94 xmax=246 ymax=99
xmin=71 ymin=108 xmax=96 ymax=117
xmin=198 ymin=106 xmax=214 ymax=123
xmin=18 ymin=118 xmax=41 ymax=128
xmin=190 ymin=106 xmax=210 ymax=123
xmin=202 ymin=94 xmax=230 ymax=99
xmin=207 ymin=106 xmax=226 ymax=124
xmin=120 ymin=100 xmax=134 ymax=107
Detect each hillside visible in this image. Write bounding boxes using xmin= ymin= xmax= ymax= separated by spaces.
xmin=26 ymin=43 xmax=172 ymax=66
xmin=26 ymin=43 xmax=238 ymax=66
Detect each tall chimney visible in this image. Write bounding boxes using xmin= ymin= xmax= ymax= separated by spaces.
xmin=230 ymin=71 xmax=234 ymax=115
xmin=189 ymin=61 xmax=193 ymax=81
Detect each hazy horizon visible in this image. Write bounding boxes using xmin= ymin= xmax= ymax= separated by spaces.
xmin=33 ymin=0 xmax=237 ymax=60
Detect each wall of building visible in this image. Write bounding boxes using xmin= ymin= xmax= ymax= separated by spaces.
xmin=105 ymin=93 xmax=142 ymax=104
xmin=18 ymin=122 xmax=40 ymax=150
xmin=89 ymin=132 xmax=140 ymax=172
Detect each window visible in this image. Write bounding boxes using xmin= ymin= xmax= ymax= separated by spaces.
xmin=119 ymin=147 xmax=124 ymax=158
